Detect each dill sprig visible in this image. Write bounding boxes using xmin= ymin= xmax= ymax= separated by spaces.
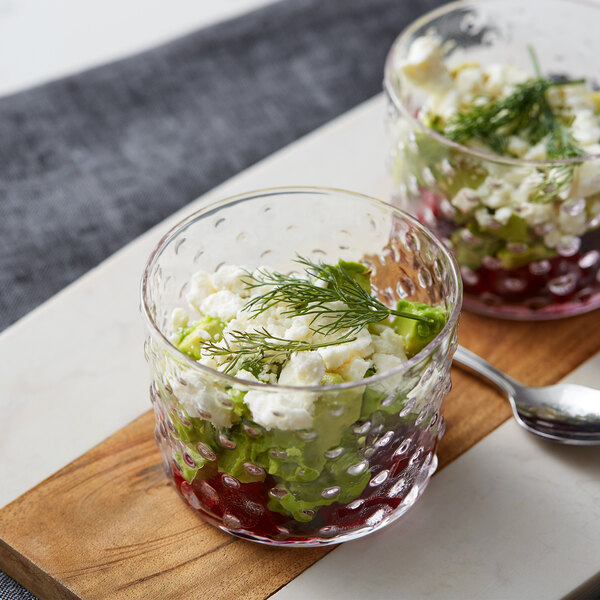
xmin=527 ymin=47 xmax=586 ymax=201
xmin=201 ymin=327 xmax=357 ymax=374
xmin=242 ymin=256 xmax=431 ymax=336
xmin=443 ymin=78 xmax=559 ymax=154
xmin=200 ymin=257 xmax=432 ymax=374
xmin=441 ymin=47 xmax=585 ymax=202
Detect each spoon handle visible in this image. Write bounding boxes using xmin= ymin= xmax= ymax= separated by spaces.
xmin=453 ymin=346 xmax=519 ymax=398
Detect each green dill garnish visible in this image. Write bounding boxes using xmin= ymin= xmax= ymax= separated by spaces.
xmin=201 ymin=328 xmax=357 ymax=375
xmin=242 ymin=256 xmax=431 ymax=335
xmin=200 ymin=257 xmax=432 ymax=374
xmin=440 ymin=47 xmax=585 ymax=202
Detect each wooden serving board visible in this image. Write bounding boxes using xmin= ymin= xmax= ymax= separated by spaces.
xmin=1 ymin=310 xmax=599 ymax=600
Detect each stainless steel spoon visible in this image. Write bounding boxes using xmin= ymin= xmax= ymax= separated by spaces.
xmin=453 ymin=345 xmax=600 ymax=445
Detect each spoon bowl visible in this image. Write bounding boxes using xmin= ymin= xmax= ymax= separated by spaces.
xmin=453 ymin=346 xmax=600 ymax=445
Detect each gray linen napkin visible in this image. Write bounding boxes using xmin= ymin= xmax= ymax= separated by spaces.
xmin=0 ymin=0 xmax=443 ymax=596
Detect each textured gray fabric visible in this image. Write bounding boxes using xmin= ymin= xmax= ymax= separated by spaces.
xmin=0 ymin=575 xmax=38 ymax=600
xmin=0 ymin=0 xmax=443 ymax=596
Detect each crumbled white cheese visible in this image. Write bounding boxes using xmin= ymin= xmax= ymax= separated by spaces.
xmin=399 ymin=33 xmax=452 ymax=92
xmin=171 ymin=371 xmax=234 ymax=428
xmin=372 ymin=353 xmax=405 ymax=374
xmin=211 ymin=264 xmax=250 ymax=295
xmin=186 ymin=271 xmax=216 ymax=312
xmin=317 ymin=327 xmax=373 ymax=371
xmin=372 ymin=327 xmax=407 ymax=360
xmin=507 ymin=135 xmax=530 ymax=158
xmin=494 ymin=206 xmax=512 ymax=226
xmin=199 ymin=290 xmax=244 ymax=321
xmin=338 ymin=357 xmax=371 ymax=382
xmin=278 ymin=351 xmax=326 ymax=387
xmin=572 ymin=155 xmax=600 ymax=197
xmin=198 ymin=354 xmax=220 ymax=371
xmin=235 ymin=369 xmax=259 ymax=384
xmin=243 ymin=389 xmax=316 ymax=431
xmin=171 ymin=308 xmax=189 ymax=329
xmin=283 ymin=314 xmax=315 ymax=342
xmin=482 ymin=63 xmax=528 ymax=96
xmin=223 ymin=304 xmax=288 ymax=340
xmin=452 ymin=188 xmax=480 ymax=213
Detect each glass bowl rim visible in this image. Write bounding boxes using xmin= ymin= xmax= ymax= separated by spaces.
xmin=383 ymin=0 xmax=600 ymax=167
xmin=140 ymin=185 xmax=462 ymax=392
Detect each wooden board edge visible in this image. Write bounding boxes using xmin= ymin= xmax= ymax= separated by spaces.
xmin=0 ymin=538 xmax=79 ymax=600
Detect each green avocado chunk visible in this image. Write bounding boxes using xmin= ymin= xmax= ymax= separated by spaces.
xmin=267 ymin=447 xmax=370 ymax=522
xmin=360 ymin=386 xmax=407 ymax=419
xmin=174 ymin=445 xmax=208 ymax=482
xmin=392 ymin=300 xmax=447 ymax=358
xmin=171 ymin=416 xmax=217 ymax=481
xmin=497 ymin=243 xmax=556 ymax=269
xmin=450 ymin=214 xmax=557 ymax=270
xmin=451 ymin=229 xmax=503 ymax=271
xmin=177 ymin=316 xmax=225 ymax=360
xmin=328 ymin=259 xmax=372 ymax=293
xmin=485 ymin=215 xmax=530 ymax=243
xmin=321 ymin=372 xmax=345 ymax=386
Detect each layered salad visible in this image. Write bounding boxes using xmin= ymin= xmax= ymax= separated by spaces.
xmin=389 ymin=33 xmax=600 ymax=314
xmin=153 ymin=258 xmax=448 ymax=543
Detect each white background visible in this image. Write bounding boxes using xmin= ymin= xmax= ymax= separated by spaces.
xmin=0 ymin=0 xmax=279 ymax=97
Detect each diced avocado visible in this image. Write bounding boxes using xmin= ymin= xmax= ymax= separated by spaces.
xmin=398 ymin=128 xmax=488 ymax=216
xmin=303 ymin=387 xmax=364 ymax=466
xmin=392 ymin=128 xmax=449 ymax=193
xmin=361 ymin=386 xmax=387 ymax=418
xmin=450 ymin=228 xmax=503 ymax=270
xmin=226 ymin=387 xmax=250 ymax=420
xmin=174 ymin=445 xmax=208 ymax=482
xmin=267 ymin=443 xmax=370 ymax=522
xmin=360 ymin=387 xmax=411 ymax=419
xmin=392 ymin=300 xmax=447 ymax=358
xmin=497 ymin=243 xmax=556 ymax=269
xmin=321 ymin=372 xmax=344 ymax=385
xmin=450 ymin=214 xmax=555 ymax=270
xmin=484 ymin=214 xmax=530 ymax=243
xmin=328 ymin=259 xmax=372 ymax=293
xmin=207 ymin=383 xmax=364 ymax=486
xmin=414 ymin=129 xmax=449 ymax=166
xmin=170 ymin=413 xmax=219 ymax=482
xmin=177 ymin=316 xmax=225 ymax=360
xmin=172 ymin=413 xmax=214 ymax=444
xmin=585 ymin=192 xmax=600 ymax=225
xmin=589 ymin=90 xmax=600 ymax=113
xmin=442 ymin=161 xmax=488 ymax=200
xmin=450 ymin=214 xmax=533 ymax=270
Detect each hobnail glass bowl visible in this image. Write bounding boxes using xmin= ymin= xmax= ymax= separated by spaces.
xmin=141 ymin=187 xmax=461 ymax=546
xmin=384 ymin=0 xmax=600 ymax=319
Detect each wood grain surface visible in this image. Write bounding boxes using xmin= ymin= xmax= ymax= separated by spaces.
xmin=1 ymin=309 xmax=599 ymax=600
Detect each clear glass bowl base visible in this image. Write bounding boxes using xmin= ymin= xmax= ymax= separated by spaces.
xmin=174 ymin=455 xmax=439 ymax=547
xmin=462 ymin=293 xmax=600 ymax=321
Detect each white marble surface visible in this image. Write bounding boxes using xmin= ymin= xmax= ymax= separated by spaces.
xmin=0 ymin=94 xmax=598 ymax=599
xmin=0 ymin=0 xmax=279 ymax=97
